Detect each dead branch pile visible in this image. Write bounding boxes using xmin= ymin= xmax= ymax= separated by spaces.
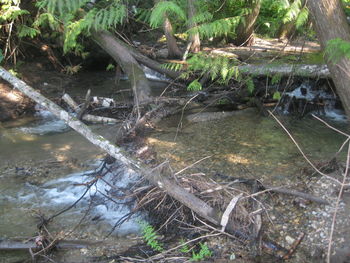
xmin=135 ymin=169 xmax=261 ymax=245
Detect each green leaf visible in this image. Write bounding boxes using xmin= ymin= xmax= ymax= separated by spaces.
xmin=273 ymin=91 xmax=281 ymax=100
xmin=106 ymin=64 xmax=115 ymax=71
xmin=187 ymin=79 xmax=202 ymax=91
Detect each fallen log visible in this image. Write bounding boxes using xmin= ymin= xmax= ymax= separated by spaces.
xmin=239 ymin=63 xmax=330 ymax=78
xmin=0 ymin=66 xmax=220 ymax=226
xmin=0 ymin=238 xmax=100 ymax=251
xmin=62 ymin=93 xmax=119 ymax=124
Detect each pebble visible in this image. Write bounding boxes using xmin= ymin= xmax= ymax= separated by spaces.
xmin=285 ymin=235 xmax=295 ymax=245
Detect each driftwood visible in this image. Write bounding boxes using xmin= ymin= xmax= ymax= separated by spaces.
xmin=0 ymin=238 xmax=99 ymax=251
xmin=62 ymin=93 xmax=119 ymax=124
xmin=77 ymin=89 xmax=91 ymax=120
xmin=238 ymin=63 xmax=330 ymax=78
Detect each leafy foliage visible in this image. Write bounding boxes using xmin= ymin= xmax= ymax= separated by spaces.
xmin=245 ymin=76 xmax=255 ymax=94
xmin=186 ymin=53 xmax=240 ymax=83
xmin=271 ymin=73 xmax=282 ymax=85
xmin=35 ymin=0 xmax=128 ymax=53
xmin=139 ymin=221 xmax=163 ymax=252
xmin=17 ymin=25 xmax=40 ymax=38
xmin=326 ymin=38 xmax=350 ymax=63
xmin=36 ymin=0 xmax=91 ymax=14
xmin=190 ymin=17 xmax=240 ymax=39
xmin=150 ymin=1 xmax=186 ymax=28
xmin=191 ymin=243 xmax=212 ymax=261
xmin=187 ymin=79 xmax=202 ymax=91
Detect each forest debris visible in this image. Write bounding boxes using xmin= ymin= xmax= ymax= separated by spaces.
xmin=221 ymin=193 xmax=243 ymax=231
xmin=282 ymin=233 xmax=305 ymax=260
xmin=62 ymin=93 xmax=119 ymax=124
xmin=0 ymin=238 xmax=100 ymax=251
xmin=77 ymin=88 xmax=91 ymax=120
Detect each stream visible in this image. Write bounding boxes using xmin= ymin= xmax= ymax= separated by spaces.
xmin=1 ymin=72 xmax=349 ymax=262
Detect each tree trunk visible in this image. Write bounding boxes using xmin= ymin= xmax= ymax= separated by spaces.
xmin=164 ymin=17 xmax=183 ymax=58
xmin=277 ymin=21 xmax=296 ymax=40
xmin=187 ymin=0 xmax=201 ymax=53
xmin=307 ymin=0 xmax=350 ymax=120
xmin=232 ymin=0 xmax=261 ymax=46
xmin=154 ymin=0 xmax=183 ymax=59
xmin=91 ymin=31 xmax=152 ymax=105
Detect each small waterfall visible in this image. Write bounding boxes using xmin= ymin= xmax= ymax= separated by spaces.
xmin=14 ymin=161 xmax=141 ymax=236
xmin=18 ymin=104 xmax=70 ymax=135
xmin=281 ymin=82 xmax=347 ymax=121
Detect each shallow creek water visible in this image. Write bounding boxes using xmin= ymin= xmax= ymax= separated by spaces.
xmin=148 ymin=109 xmax=348 ymax=182
xmin=0 ymin=76 xmax=349 ymax=261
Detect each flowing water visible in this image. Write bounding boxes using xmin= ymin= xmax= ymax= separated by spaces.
xmin=0 ymin=75 xmax=349 ymax=262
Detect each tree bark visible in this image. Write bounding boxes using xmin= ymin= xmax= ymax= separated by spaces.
xmin=307 ymin=0 xmax=350 ymax=120
xmin=91 ymin=31 xmax=152 ymax=105
xmin=163 ymin=17 xmax=183 ymax=58
xmin=187 ymin=0 xmax=201 ymax=53
xmin=154 ymin=0 xmax=183 ymax=59
xmin=277 ymin=21 xmax=296 ymax=40
xmin=232 ymin=0 xmax=261 ymax=46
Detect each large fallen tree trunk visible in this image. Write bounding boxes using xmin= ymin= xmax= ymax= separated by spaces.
xmin=92 ymin=31 xmax=152 ymax=105
xmin=0 ymin=66 xmax=220 ymax=225
xmin=238 ymin=63 xmax=330 ymax=78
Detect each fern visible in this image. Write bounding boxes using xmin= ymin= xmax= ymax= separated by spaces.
xmin=326 ymin=38 xmax=350 ymax=64
xmin=189 ymin=10 xmax=213 ymax=24
xmin=17 ymin=25 xmax=40 ymax=38
xmin=32 ymin=12 xmax=59 ymax=30
xmin=189 ymin=17 xmax=240 ymax=39
xmin=161 ymin=62 xmax=184 ymax=71
xmin=245 ymin=76 xmax=255 ymax=94
xmin=0 ymin=8 xmax=29 ymax=21
xmin=186 ymin=53 xmax=240 ymax=83
xmin=187 ymin=79 xmax=202 ymax=91
xmin=36 ymin=0 xmax=91 ymax=14
xmin=191 ymin=243 xmax=212 ymax=261
xmin=282 ymin=0 xmax=301 ymax=24
xmin=139 ymin=221 xmax=163 ymax=252
xmin=150 ymin=1 xmax=186 ymax=28
xmin=92 ymin=5 xmax=126 ymax=31
xmin=295 ymin=7 xmax=308 ymax=29
xmin=135 ymin=8 xmax=153 ymax=24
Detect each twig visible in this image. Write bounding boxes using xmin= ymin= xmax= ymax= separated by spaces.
xmin=174 ymin=156 xmax=212 ymax=176
xmin=221 ymin=193 xmax=243 ymax=231
xmin=174 ymin=94 xmax=199 ymax=141
xmin=327 ymin=141 xmax=350 ymax=263
xmin=268 ymin=110 xmax=349 ymax=186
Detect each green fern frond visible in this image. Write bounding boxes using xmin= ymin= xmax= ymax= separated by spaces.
xmin=161 ymin=62 xmax=184 ymax=71
xmin=135 ymin=8 xmax=152 ymax=23
xmin=187 ymin=79 xmax=202 ymax=91
xmin=326 ymin=38 xmax=350 ymax=63
xmin=295 ymin=7 xmax=308 ymax=29
xmin=0 ymin=7 xmax=29 ymax=21
xmin=186 ymin=53 xmax=240 ymax=84
xmin=93 ymin=5 xmax=126 ymax=31
xmin=36 ymin=0 xmax=91 ymax=14
xmin=17 ymin=25 xmax=40 ymax=38
xmin=282 ymin=0 xmax=301 ymax=23
xmin=190 ymin=11 xmax=213 ymax=24
xmin=32 ymin=12 xmax=59 ymax=30
xmin=190 ymin=17 xmax=240 ymax=39
xmin=139 ymin=221 xmax=163 ymax=252
xmin=150 ymin=1 xmax=186 ymax=28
